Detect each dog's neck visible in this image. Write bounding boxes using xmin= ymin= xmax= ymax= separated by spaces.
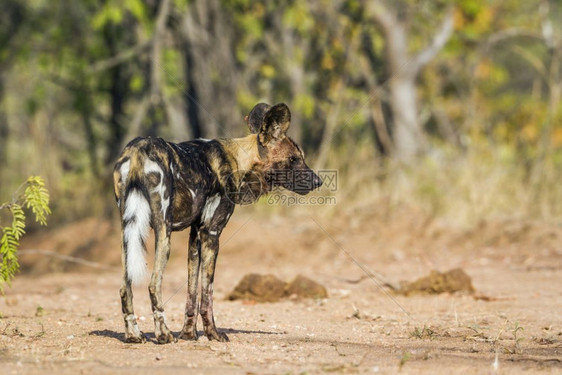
xmin=218 ymin=134 xmax=270 ymax=202
xmin=220 ymin=134 xmax=261 ymax=173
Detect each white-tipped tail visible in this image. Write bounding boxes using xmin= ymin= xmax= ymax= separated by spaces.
xmin=123 ymin=190 xmax=151 ymax=285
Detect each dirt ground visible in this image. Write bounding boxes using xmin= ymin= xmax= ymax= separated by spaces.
xmin=1 ymin=203 xmax=562 ymax=374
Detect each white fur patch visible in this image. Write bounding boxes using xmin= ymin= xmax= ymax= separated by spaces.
xmin=172 ymin=222 xmax=186 ymax=229
xmin=171 ymin=165 xmax=181 ymax=179
xmin=144 ymin=160 xmax=169 ymax=217
xmin=120 ymin=160 xmax=131 ymax=184
xmin=198 ymin=138 xmax=211 ymax=142
xmin=201 ymin=194 xmax=221 ymax=225
xmin=209 ymin=230 xmax=218 ymax=236
xmin=154 ymin=310 xmax=167 ymax=321
xmin=152 ymin=174 xmax=169 ymax=217
xmin=161 ymin=195 xmax=170 ymax=218
xmin=124 ymin=190 xmax=150 ymax=285
xmin=188 ymin=188 xmax=196 ymax=199
xmin=144 ymin=159 xmax=162 ymax=175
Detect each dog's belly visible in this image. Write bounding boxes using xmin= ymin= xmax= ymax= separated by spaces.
xmin=169 ymin=177 xmax=207 ymax=230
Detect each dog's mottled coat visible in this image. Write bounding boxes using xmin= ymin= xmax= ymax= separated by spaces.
xmin=113 ymin=103 xmax=322 ymax=343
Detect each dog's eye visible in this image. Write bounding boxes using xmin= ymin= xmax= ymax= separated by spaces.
xmin=289 ymin=156 xmax=298 ymax=164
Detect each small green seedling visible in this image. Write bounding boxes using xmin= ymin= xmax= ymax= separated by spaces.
xmin=513 ymin=321 xmax=524 ymax=353
xmin=399 ymin=351 xmax=411 ymax=370
xmin=35 ymin=305 xmax=45 ymax=317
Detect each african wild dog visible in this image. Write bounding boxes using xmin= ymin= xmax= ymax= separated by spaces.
xmin=113 ymin=103 xmax=322 ymax=343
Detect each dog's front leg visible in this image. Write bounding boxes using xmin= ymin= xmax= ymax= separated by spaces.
xmin=199 ymin=229 xmax=229 ymax=342
xmin=179 ymin=226 xmax=201 ymax=340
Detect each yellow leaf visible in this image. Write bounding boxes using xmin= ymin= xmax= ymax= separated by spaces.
xmin=521 ymin=123 xmax=538 ymax=142
xmin=260 ymin=64 xmax=276 ymax=78
xmin=474 ymin=6 xmax=493 ymax=32
xmin=453 ymin=8 xmax=465 ymax=30
xmin=552 ymin=128 xmax=562 ymax=147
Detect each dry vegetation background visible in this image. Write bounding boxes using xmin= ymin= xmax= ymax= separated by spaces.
xmin=1 ymin=0 xmax=562 ymax=373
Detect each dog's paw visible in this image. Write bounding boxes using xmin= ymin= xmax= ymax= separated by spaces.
xmin=206 ymin=330 xmax=229 ymax=342
xmin=125 ymin=332 xmax=146 ymax=344
xmin=178 ymin=329 xmax=199 ymax=341
xmin=156 ymin=331 xmax=177 ymax=344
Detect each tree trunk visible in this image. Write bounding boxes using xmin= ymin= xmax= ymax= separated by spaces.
xmin=105 ymin=46 xmax=128 ymax=165
xmin=382 ymin=18 xmax=422 ymax=161
xmin=181 ymin=39 xmax=202 ymax=139
xmin=176 ymin=0 xmax=240 ymax=138
xmin=367 ymin=3 xmax=453 ymax=162
xmin=388 ymin=77 xmax=421 ymax=160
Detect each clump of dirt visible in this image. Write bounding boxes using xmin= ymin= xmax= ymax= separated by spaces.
xmin=397 ymin=268 xmax=475 ymax=296
xmin=228 ymin=273 xmax=328 ymax=302
xmin=228 ymin=274 xmax=287 ymax=302
xmin=285 ymin=275 xmax=328 ymax=299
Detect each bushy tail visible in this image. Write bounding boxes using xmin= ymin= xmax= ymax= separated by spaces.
xmin=122 ymin=152 xmax=151 ymax=285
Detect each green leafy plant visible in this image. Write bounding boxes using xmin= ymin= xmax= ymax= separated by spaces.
xmin=0 ymin=176 xmax=50 ymax=292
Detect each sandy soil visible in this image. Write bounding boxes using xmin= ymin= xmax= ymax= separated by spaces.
xmin=1 ymin=205 xmax=562 ymax=374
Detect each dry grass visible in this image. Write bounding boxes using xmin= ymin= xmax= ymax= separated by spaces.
xmin=325 ymin=142 xmax=562 ymax=228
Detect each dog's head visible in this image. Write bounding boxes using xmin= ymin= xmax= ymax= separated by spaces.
xmin=247 ymin=103 xmax=323 ymax=195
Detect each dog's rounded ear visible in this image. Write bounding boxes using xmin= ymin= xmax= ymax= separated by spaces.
xmin=260 ymin=103 xmax=291 ymax=144
xmin=247 ymin=103 xmax=271 ymax=134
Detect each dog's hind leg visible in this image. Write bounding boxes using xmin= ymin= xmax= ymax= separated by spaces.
xmin=179 ymin=226 xmax=201 ymax=340
xmin=145 ymin=159 xmax=175 ymax=344
xmin=120 ymin=282 xmax=145 ymax=342
xmin=149 ymin=221 xmax=176 ymax=344
xmin=119 ymin=225 xmax=146 ymax=343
